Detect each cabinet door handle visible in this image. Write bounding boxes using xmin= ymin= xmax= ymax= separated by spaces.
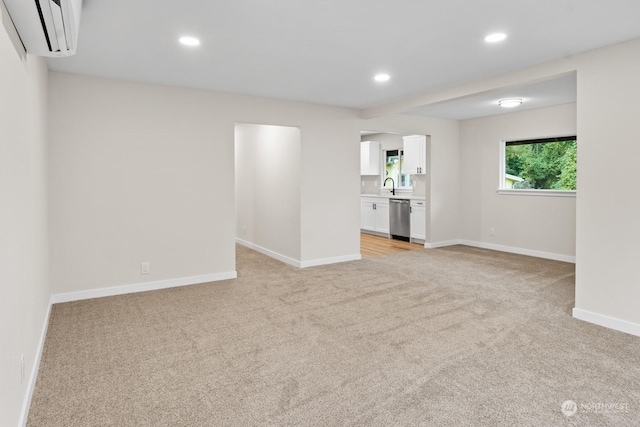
xmin=373 ymin=203 xmax=376 ymax=210
xmin=410 ymin=207 xmax=412 ymax=213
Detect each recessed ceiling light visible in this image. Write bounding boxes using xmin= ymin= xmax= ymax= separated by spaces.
xmin=374 ymin=73 xmax=391 ymax=82
xmin=179 ymin=36 xmax=200 ymax=47
xmin=485 ymin=33 xmax=507 ymax=43
xmin=498 ymin=98 xmax=523 ymax=108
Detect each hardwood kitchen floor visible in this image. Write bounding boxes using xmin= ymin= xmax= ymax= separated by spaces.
xmin=360 ymin=233 xmax=424 ymax=257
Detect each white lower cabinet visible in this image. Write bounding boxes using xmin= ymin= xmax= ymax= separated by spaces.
xmin=410 ymin=199 xmax=426 ymax=241
xmin=361 ymin=197 xmax=389 ymax=234
xmin=361 ymin=200 xmax=376 ymax=231
xmin=374 ymin=201 xmax=389 ymax=234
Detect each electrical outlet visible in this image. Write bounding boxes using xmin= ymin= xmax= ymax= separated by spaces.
xmin=21 ymin=354 xmax=24 ymax=384
xmin=141 ymin=262 xmax=150 ymax=275
xmin=489 ymin=227 xmax=495 ymax=236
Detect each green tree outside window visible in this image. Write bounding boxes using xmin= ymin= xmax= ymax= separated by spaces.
xmin=505 ymin=137 xmax=576 ymax=190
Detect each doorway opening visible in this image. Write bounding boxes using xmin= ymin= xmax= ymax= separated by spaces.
xmin=359 ymin=130 xmax=430 ymax=256
xmin=234 ymin=123 xmax=301 ymax=267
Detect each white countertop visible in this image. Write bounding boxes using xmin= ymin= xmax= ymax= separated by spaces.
xmin=361 ymin=193 xmax=426 ymax=201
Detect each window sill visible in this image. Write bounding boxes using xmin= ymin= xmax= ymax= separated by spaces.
xmin=379 ymin=187 xmax=413 ymax=193
xmin=497 ymin=189 xmax=576 ymax=198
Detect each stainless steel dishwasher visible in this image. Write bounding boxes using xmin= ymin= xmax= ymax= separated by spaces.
xmin=389 ymin=199 xmax=410 ymax=241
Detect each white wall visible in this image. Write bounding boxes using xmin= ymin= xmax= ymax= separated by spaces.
xmin=235 ymin=124 xmax=301 ymax=261
xmin=361 ymin=132 xmax=404 ymax=151
xmin=573 ymin=38 xmax=640 ymax=332
xmin=48 ymin=74 xmax=238 ymax=295
xmin=459 ymin=104 xmax=577 ymax=259
xmin=0 ymin=9 xmax=50 ymax=426
xmin=48 ymin=72 xmax=363 ymax=293
xmin=298 ymin=114 xmax=361 ymax=263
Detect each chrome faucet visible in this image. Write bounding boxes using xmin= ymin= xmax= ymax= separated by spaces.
xmin=383 ymin=177 xmax=395 ymax=195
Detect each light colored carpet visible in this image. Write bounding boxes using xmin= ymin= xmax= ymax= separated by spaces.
xmin=28 ymin=245 xmax=640 ymax=426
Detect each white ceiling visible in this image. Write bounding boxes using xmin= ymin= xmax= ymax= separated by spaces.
xmin=405 ymin=73 xmax=577 ymax=120
xmin=47 ymin=0 xmax=640 ymax=118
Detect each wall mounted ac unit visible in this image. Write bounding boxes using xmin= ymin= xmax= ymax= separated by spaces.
xmin=3 ymin=0 xmax=83 ymax=57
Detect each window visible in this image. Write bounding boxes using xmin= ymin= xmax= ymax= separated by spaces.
xmin=383 ymin=149 xmax=412 ymax=189
xmin=501 ymin=136 xmax=576 ymax=193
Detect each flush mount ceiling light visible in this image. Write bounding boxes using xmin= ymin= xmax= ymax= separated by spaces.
xmin=485 ymin=33 xmax=507 ymax=43
xmin=374 ymin=73 xmax=391 ymax=82
xmin=498 ymin=98 xmax=523 ymax=108
xmin=179 ymin=36 xmax=200 ymax=47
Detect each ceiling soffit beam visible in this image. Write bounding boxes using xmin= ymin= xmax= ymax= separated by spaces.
xmin=360 ymin=57 xmax=577 ymax=120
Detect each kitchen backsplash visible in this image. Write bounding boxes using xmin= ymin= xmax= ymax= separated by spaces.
xmin=360 ymin=174 xmax=426 ymax=197
xmin=411 ymin=175 xmax=426 ymax=196
xmin=360 ymin=176 xmax=379 ymax=194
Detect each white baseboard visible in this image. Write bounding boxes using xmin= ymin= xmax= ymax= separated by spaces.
xmin=421 ymin=239 xmax=575 ymax=263
xmin=50 ymin=272 xmax=237 ymax=304
xmin=424 ymin=239 xmax=461 ymax=249
xmin=573 ymin=308 xmax=640 ymax=337
xmin=459 ymin=240 xmax=575 ymax=263
xmin=236 ymin=238 xmax=301 ymax=268
xmin=19 ymin=300 xmax=52 ymax=427
xmin=360 ymin=230 xmax=389 ymax=238
xmin=237 ymin=238 xmax=361 ymax=268
xmin=300 ymin=254 xmax=361 ymax=268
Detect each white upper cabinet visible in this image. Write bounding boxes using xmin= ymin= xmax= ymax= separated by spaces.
xmin=360 ymin=141 xmax=381 ymax=175
xmin=403 ymin=135 xmax=426 ymax=175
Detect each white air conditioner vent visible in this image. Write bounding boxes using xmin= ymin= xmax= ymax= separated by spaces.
xmin=3 ymin=0 xmax=83 ymax=57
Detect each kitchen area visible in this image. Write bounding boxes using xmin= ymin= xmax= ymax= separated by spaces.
xmin=360 ymin=132 xmax=429 ymax=255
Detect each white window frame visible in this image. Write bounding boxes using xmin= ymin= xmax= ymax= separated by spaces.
xmin=497 ymin=135 xmax=576 ymax=198
xmin=380 ymin=148 xmax=413 ymax=192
